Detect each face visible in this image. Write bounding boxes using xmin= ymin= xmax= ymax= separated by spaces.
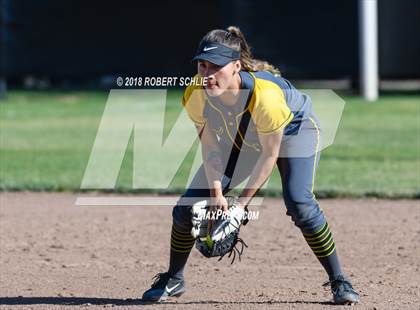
xmin=197 ymin=60 xmax=241 ymax=97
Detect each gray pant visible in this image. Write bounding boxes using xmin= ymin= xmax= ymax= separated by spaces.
xmin=173 ymin=117 xmax=325 ymax=234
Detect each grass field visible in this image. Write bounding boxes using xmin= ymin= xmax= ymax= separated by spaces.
xmin=0 ymin=90 xmax=419 ymax=198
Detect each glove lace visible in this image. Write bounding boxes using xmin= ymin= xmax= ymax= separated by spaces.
xmin=214 ymin=210 xmax=248 ymax=264
xmin=218 ymin=237 xmax=248 ymax=264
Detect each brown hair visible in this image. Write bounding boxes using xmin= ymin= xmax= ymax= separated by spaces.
xmin=198 ymin=26 xmax=281 ymax=76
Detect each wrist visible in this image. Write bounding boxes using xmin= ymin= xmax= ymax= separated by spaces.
xmin=238 ymin=196 xmax=249 ymax=208
xmin=211 ymin=180 xmax=223 ymax=198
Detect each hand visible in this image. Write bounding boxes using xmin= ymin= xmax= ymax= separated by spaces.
xmin=210 ymin=195 xmax=229 ymax=213
xmin=207 ymin=195 xmax=228 ymax=234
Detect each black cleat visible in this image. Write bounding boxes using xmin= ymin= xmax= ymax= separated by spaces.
xmin=141 ymin=272 xmax=186 ymax=302
xmin=324 ymin=275 xmax=360 ymax=305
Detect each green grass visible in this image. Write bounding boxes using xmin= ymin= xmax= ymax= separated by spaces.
xmin=1 ymin=90 xmax=419 ymax=198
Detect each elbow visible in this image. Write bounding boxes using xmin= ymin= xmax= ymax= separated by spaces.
xmin=260 ymin=152 xmax=279 ymax=166
xmin=261 ymin=147 xmax=280 ymax=160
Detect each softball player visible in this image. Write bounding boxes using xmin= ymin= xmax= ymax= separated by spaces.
xmin=142 ymin=26 xmax=360 ymax=305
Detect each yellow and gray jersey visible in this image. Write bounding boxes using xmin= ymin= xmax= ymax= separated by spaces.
xmin=182 ymin=70 xmax=319 ymax=155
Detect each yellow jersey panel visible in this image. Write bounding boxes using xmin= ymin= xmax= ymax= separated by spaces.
xmin=182 ymin=76 xmax=206 ymax=126
xmin=250 ymin=78 xmax=294 ymax=135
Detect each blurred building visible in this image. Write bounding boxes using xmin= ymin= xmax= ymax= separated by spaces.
xmin=1 ymin=0 xmax=419 ymax=89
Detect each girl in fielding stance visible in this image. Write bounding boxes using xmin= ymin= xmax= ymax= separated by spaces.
xmin=142 ymin=26 xmax=360 ymax=305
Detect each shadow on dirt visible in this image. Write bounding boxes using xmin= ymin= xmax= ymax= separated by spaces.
xmin=0 ymin=296 xmax=335 ymax=306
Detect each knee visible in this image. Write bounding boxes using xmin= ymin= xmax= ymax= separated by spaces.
xmin=172 ymin=203 xmax=192 ymax=231
xmin=283 ymin=186 xmax=313 ymax=214
xmin=172 ymin=189 xmax=210 ymax=231
xmin=283 ymin=190 xmax=324 ymax=232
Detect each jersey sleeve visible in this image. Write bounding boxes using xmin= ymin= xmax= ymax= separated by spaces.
xmin=251 ymin=84 xmax=293 ymax=135
xmin=181 ymin=79 xmax=206 ymax=126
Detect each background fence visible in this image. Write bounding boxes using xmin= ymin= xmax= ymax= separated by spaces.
xmin=1 ymin=0 xmax=419 ymax=85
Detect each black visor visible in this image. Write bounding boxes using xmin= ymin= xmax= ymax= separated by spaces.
xmin=192 ymin=41 xmax=240 ymax=66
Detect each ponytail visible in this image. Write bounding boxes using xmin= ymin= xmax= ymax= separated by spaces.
xmin=198 ymin=26 xmax=281 ymax=76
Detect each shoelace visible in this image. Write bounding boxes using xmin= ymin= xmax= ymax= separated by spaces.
xmin=151 ymin=272 xmax=170 ymax=288
xmin=322 ymin=277 xmax=354 ymax=294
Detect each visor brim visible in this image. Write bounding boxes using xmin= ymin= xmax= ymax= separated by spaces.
xmin=192 ymin=53 xmax=235 ymax=66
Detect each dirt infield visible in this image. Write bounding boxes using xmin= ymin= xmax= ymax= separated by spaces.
xmin=0 ymin=192 xmax=419 ymax=309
